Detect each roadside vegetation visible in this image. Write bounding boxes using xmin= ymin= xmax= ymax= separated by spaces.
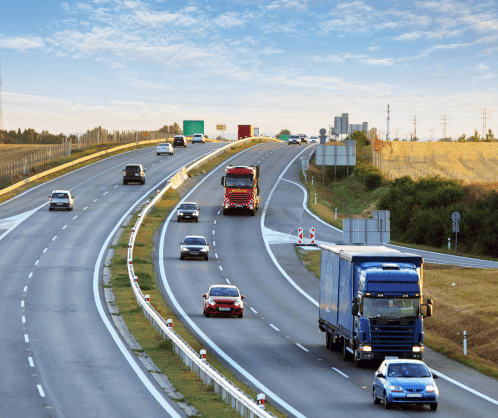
xmin=110 ymin=139 xmax=286 ymax=417
xmin=297 ymin=132 xmax=498 ymax=379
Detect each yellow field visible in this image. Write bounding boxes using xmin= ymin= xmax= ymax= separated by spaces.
xmin=373 ymin=140 xmax=498 ymax=188
xmin=0 ymin=144 xmax=50 ymax=168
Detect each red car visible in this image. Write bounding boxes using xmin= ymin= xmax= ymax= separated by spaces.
xmin=203 ymin=285 xmax=245 ymax=318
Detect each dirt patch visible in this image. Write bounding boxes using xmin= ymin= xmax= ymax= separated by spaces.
xmin=0 ymin=144 xmax=49 ymax=167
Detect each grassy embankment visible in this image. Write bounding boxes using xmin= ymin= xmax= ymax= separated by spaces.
xmin=0 ymin=141 xmax=172 ymax=204
xmin=297 ymin=157 xmax=498 ymax=380
xmin=110 ymin=139 xmax=286 ymax=418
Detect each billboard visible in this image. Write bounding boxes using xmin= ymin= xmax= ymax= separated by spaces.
xmin=183 ymin=120 xmax=204 ymax=136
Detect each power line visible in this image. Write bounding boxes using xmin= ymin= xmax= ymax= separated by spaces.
xmin=429 ymin=129 xmax=435 ymax=141
xmin=0 ymin=62 xmax=3 ymax=131
xmin=410 ymin=115 xmax=419 ymax=140
xmin=480 ymin=108 xmax=490 ymax=139
xmin=386 ymin=104 xmax=390 ymax=141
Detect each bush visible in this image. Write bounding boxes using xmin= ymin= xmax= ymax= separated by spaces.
xmin=354 ymin=162 xmax=384 ymax=191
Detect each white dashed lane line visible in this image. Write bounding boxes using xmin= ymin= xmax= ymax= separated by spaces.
xmin=28 ymin=357 xmax=34 ymax=367
xmin=332 ymin=367 xmax=349 ymax=378
xmin=23 ymin=286 xmax=27 ymax=292
xmin=21 ymin=301 xmax=24 ymax=307
xmin=52 ymin=236 xmax=57 ymax=241
xmin=93 ymin=199 xmax=97 ymax=203
xmin=83 ymin=207 xmax=88 ymax=211
xmin=269 ymin=324 xmax=280 ymax=332
xmin=43 ymin=248 xmax=47 ymax=253
xmin=217 ymin=211 xmax=220 ymax=215
xmin=214 ymin=220 xmax=216 ymax=225
xmin=114 ymin=185 xmax=118 ymax=188
xmin=24 ymin=334 xmax=29 ymax=343
xmin=28 ymin=272 xmax=33 ymax=278
xmin=212 ymin=230 xmax=215 ymax=235
xmin=213 ymin=241 xmax=216 ymax=246
xmin=249 ymin=307 xmax=258 ymax=314
xmin=219 ymin=266 xmax=223 ymax=271
xmin=296 ymin=343 xmax=309 ymax=352
xmin=62 ymin=225 xmax=67 ymax=229
xmin=37 ymin=385 xmax=45 ymax=397
xmin=225 ymin=278 xmax=231 ymax=284
xmin=22 ymin=316 xmax=26 ymax=323
xmin=215 ymin=253 xmax=218 ymax=259
xmin=72 ymin=216 xmax=78 ymax=220
xmin=35 ymin=260 xmax=39 ymax=266
xmin=104 ymin=191 xmax=108 ymax=195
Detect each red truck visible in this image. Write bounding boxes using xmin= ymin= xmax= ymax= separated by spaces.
xmin=221 ymin=165 xmax=260 ymax=216
xmin=238 ymin=125 xmax=254 ymax=140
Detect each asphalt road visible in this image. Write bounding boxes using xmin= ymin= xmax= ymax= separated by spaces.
xmin=158 ymin=142 xmax=498 ymax=418
xmin=0 ymin=142 xmax=221 ymax=418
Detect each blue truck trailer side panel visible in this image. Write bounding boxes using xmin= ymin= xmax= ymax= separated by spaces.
xmin=338 ymin=257 xmax=354 ymax=339
xmin=319 ymin=249 xmax=339 ymax=326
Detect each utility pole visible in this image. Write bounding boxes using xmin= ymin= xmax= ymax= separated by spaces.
xmin=0 ymin=61 xmax=3 ymax=131
xmin=480 ymin=108 xmax=490 ymax=139
xmin=410 ymin=116 xmax=419 ymax=140
xmin=394 ymin=128 xmax=401 ymax=140
xmin=386 ymin=104 xmax=390 ymax=141
xmin=440 ymin=114 xmax=450 ymax=140
xmin=429 ymin=129 xmax=435 ymax=141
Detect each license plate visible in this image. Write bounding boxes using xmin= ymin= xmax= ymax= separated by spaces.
xmin=135 ymin=173 xmax=140 ymax=176
xmin=56 ymin=203 xmax=63 ymax=206
xmin=218 ymin=308 xmax=231 ymax=312
xmin=406 ymin=394 xmax=422 ymax=398
xmin=190 ymin=252 xmax=199 ymax=255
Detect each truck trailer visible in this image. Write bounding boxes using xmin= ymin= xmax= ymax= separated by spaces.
xmin=238 ymin=125 xmax=254 ymax=140
xmin=319 ymin=245 xmax=433 ymax=367
xmin=183 ymin=120 xmax=204 ymax=136
xmin=221 ymin=165 xmax=260 ymax=216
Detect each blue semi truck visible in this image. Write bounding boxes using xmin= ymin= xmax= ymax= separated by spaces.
xmin=319 ymin=245 xmax=433 ymax=367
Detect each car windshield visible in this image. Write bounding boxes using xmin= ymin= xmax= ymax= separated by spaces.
xmin=225 ymin=175 xmax=254 ymax=188
xmin=183 ymin=237 xmax=206 ymax=245
xmin=126 ymin=166 xmax=140 ymax=173
xmin=174 ymin=137 xmax=183 ymax=140
xmin=179 ymin=204 xmax=197 ymax=210
xmin=387 ymin=363 xmax=431 ymax=378
xmin=363 ymin=298 xmax=420 ymax=319
xmin=210 ymin=288 xmax=239 ymax=297
xmin=52 ymin=193 xmax=69 ymax=199
xmin=193 ymin=135 xmax=202 ymax=137
xmin=159 ymin=143 xmax=169 ymax=147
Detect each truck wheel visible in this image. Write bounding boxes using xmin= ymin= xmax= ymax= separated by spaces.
xmin=250 ymin=209 xmax=256 ymax=216
xmin=430 ymin=403 xmax=438 ymax=411
xmin=343 ymin=340 xmax=353 ymax=361
xmin=354 ymin=350 xmax=365 ymax=368
xmin=223 ymin=209 xmax=229 ymax=216
xmin=123 ymin=180 xmax=127 ymax=185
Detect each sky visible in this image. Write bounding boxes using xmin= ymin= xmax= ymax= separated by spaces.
xmin=0 ymin=0 xmax=497 ymax=140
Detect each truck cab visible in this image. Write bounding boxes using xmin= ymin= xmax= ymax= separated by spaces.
xmin=221 ymin=165 xmax=260 ymax=216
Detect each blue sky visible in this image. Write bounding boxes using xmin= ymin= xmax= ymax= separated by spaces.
xmin=1 ymin=0 xmax=497 ymax=139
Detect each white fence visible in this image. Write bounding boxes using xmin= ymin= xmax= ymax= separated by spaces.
xmin=125 ymin=138 xmax=276 ymax=418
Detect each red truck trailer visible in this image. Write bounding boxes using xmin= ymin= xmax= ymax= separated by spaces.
xmin=238 ymin=125 xmax=254 ymax=140
xmin=221 ymin=165 xmax=260 ymax=216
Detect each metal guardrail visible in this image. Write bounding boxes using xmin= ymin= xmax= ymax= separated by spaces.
xmin=125 ymin=138 xmax=276 ymax=418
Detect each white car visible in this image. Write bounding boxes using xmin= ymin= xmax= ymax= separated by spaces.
xmin=49 ymin=190 xmax=74 ymax=211
xmin=192 ymin=133 xmax=205 ymax=143
xmin=309 ymin=136 xmax=318 ymax=143
xmin=288 ymin=135 xmax=300 ymax=145
xmin=156 ymin=143 xmax=173 ymax=155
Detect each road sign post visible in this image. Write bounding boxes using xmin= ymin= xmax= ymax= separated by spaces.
xmin=319 ymin=128 xmax=327 ymax=183
xmin=451 ymin=212 xmax=461 ymax=253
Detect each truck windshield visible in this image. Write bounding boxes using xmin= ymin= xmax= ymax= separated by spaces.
xmin=225 ymin=175 xmax=254 ymax=188
xmin=363 ymin=298 xmax=420 ymax=319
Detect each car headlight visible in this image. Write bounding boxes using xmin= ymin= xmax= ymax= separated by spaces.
xmin=178 ymin=211 xmax=183 ymax=215
xmin=234 ymin=300 xmax=242 ymax=306
xmin=182 ymin=247 xmax=189 ymax=251
xmin=426 ymin=385 xmax=436 ymax=393
xmin=389 ymin=385 xmax=403 ymax=393
xmin=207 ymin=298 xmax=216 ymax=306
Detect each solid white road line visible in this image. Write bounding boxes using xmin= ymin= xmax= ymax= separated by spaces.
xmin=35 ymin=260 xmax=39 ymax=266
xmin=28 ymin=357 xmax=34 ymax=367
xmin=22 ymin=316 xmax=26 ymax=323
xmin=249 ymin=307 xmax=258 ymax=314
xmin=62 ymin=225 xmax=67 ymax=230
xmin=23 ymin=286 xmax=27 ymax=292
xmin=269 ymin=324 xmax=280 ymax=332
xmin=296 ymin=343 xmax=309 ymax=352
xmin=37 ymin=385 xmax=45 ymax=397
xmin=28 ymin=272 xmax=33 ymax=278
xmin=332 ymin=368 xmax=349 ymax=378
xmin=43 ymin=248 xmax=47 ymax=253
xmin=24 ymin=334 xmax=29 ymax=342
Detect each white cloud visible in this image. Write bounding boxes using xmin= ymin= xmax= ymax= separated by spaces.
xmin=213 ymin=12 xmax=245 ymax=28
xmin=363 ymin=58 xmax=395 ymax=66
xmin=395 ymin=32 xmax=422 ymax=41
xmin=369 ymin=46 xmax=379 ymax=51
xmin=267 ymin=0 xmax=308 ymax=11
xmin=0 ymin=36 xmax=46 ymax=51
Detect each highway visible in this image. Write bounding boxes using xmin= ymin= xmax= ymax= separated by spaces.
xmin=0 ymin=143 xmax=221 ymax=417
xmin=158 ymin=142 xmax=498 ymax=418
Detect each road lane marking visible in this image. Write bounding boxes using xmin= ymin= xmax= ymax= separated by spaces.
xmin=22 ymin=316 xmax=26 ymax=323
xmin=28 ymin=357 xmax=34 ymax=367
xmin=29 ymin=272 xmax=33 ymax=278
xmin=35 ymin=260 xmax=39 ymax=265
xmin=217 ymin=211 xmax=220 ymax=215
xmin=62 ymin=225 xmax=67 ymax=229
xmin=37 ymin=385 xmax=45 ymax=397
xmin=93 ymin=199 xmax=98 ymax=203
xmin=52 ymin=236 xmax=57 ymax=241
xmin=104 ymin=191 xmax=108 ymax=195
xmin=225 ymin=278 xmax=231 ymax=284
xmin=24 ymin=334 xmax=29 ymax=342
xmin=296 ymin=343 xmax=309 ymax=352
xmin=72 ymin=216 xmax=78 ymax=220
xmin=332 ymin=368 xmax=349 ymax=378
xmin=23 ymin=286 xmax=27 ymax=292
xmin=212 ymin=230 xmax=215 ymax=235
xmin=213 ymin=241 xmax=215 ymax=246
xmin=43 ymin=248 xmax=47 ymax=253
xmin=269 ymin=324 xmax=280 ymax=332
xmin=83 ymin=207 xmax=88 ymax=211
xmin=21 ymin=301 xmax=24 ymax=307
xmin=219 ymin=266 xmax=223 ymax=271
xmin=250 ymin=307 xmax=258 ymax=314
xmin=214 ymin=220 xmax=216 ymax=224
xmin=114 ymin=185 xmax=118 ymax=188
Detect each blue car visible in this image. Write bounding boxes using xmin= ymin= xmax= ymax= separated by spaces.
xmin=373 ymin=359 xmax=439 ymax=410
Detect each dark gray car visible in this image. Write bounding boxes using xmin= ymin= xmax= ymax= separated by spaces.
xmin=177 ymin=202 xmax=200 ymax=222
xmin=123 ymin=164 xmax=146 ymax=185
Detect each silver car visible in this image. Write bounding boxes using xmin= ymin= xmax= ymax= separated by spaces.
xmin=49 ymin=190 xmax=74 ymax=211
xmin=180 ymin=236 xmax=209 ymax=261
xmin=156 ymin=143 xmax=173 ymax=155
xmin=192 ymin=133 xmax=205 ymax=143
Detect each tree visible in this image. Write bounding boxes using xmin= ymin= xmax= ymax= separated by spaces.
xmin=468 ymin=130 xmax=481 ymax=142
xmin=275 ymin=129 xmax=291 ymax=139
xmin=158 ymin=125 xmax=169 ymax=134
xmin=457 ymin=134 xmax=466 ymax=142
xmin=485 ymin=128 xmax=495 ymax=142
